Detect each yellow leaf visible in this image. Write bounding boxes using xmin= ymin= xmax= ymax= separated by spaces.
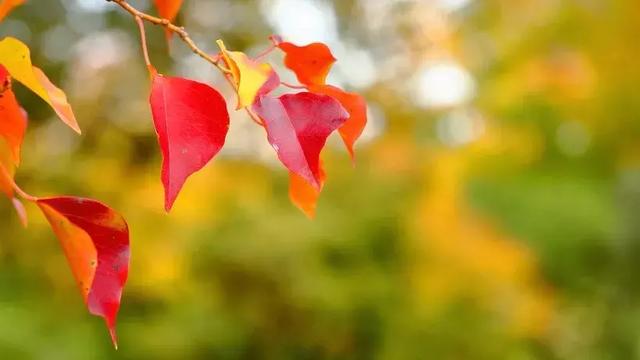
xmin=0 ymin=37 xmax=80 ymax=133
xmin=218 ymin=40 xmax=276 ymax=109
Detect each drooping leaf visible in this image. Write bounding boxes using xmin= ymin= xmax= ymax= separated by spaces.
xmin=0 ymin=68 xmax=28 ymax=165
xmin=277 ymin=41 xmax=336 ymax=86
xmin=37 ymin=197 xmax=130 ymax=348
xmin=0 ymin=37 xmax=80 ymax=133
xmin=222 ymin=46 xmax=279 ymax=109
xmin=149 ymin=73 xmax=230 ymax=211
xmin=289 ymin=159 xmax=326 ymax=218
xmin=309 ymin=84 xmax=367 ymax=160
xmin=252 ymin=92 xmax=348 ymax=189
xmin=0 ymin=0 xmax=24 ymax=23
xmin=153 ymin=0 xmax=183 ymax=41
xmin=0 ymin=137 xmax=27 ymax=226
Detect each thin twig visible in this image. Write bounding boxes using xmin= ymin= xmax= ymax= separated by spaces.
xmin=108 ymin=0 xmax=231 ymax=74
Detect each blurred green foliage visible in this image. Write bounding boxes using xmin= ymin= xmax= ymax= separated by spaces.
xmin=1 ymin=0 xmax=640 ymax=359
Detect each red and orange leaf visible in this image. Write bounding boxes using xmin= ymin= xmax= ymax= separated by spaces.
xmin=0 ymin=74 xmax=28 ymax=165
xmin=37 ymin=197 xmax=130 ymax=348
xmin=149 ymin=74 xmax=230 ymax=211
xmin=0 ymin=38 xmax=80 ymax=133
xmin=153 ymin=0 xmax=183 ymax=41
xmin=277 ymin=41 xmax=336 ymax=86
xmin=252 ymin=92 xmax=348 ymax=189
xmin=289 ymin=159 xmax=326 ymax=218
xmin=310 ymin=84 xmax=367 ymax=160
xmin=0 ymin=0 xmax=24 ymax=23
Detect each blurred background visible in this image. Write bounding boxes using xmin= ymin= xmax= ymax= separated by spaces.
xmin=1 ymin=0 xmax=640 ymax=358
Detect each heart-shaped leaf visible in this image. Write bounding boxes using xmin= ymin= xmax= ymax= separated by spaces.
xmin=149 ymin=74 xmax=230 ymax=211
xmin=277 ymin=41 xmax=336 ymax=86
xmin=37 ymin=196 xmax=129 ymax=348
xmin=252 ymin=92 xmax=348 ymax=189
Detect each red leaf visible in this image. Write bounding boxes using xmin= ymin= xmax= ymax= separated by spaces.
xmin=153 ymin=0 xmax=183 ymax=41
xmin=252 ymin=92 xmax=348 ymax=188
xmin=37 ymin=197 xmax=130 ymax=348
xmin=309 ymin=85 xmax=367 ymax=160
xmin=0 ymin=77 xmax=28 ymax=165
xmin=278 ymin=41 xmax=336 ymax=86
xmin=149 ymin=74 xmax=230 ymax=211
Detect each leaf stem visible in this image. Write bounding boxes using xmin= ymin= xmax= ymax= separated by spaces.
xmin=281 ymin=82 xmax=307 ymax=90
xmin=0 ymin=164 xmax=38 ymax=202
xmin=135 ymin=16 xmax=152 ymax=70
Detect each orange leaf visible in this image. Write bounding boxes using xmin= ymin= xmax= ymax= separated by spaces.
xmin=278 ymin=41 xmax=336 ymax=86
xmin=37 ymin=197 xmax=130 ymax=348
xmin=0 ymin=139 xmax=27 ymax=226
xmin=153 ymin=0 xmax=183 ymax=41
xmin=0 ymin=0 xmax=24 ymax=22
xmin=289 ymin=160 xmax=326 ymax=218
xmin=310 ymin=84 xmax=367 ymax=160
xmin=0 ymin=70 xmax=28 ymax=165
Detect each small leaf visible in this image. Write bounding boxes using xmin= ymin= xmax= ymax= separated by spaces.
xmin=224 ymin=48 xmax=279 ymax=109
xmin=277 ymin=41 xmax=336 ymax=86
xmin=153 ymin=0 xmax=183 ymax=41
xmin=252 ymin=92 xmax=348 ymax=189
xmin=37 ymin=197 xmax=130 ymax=348
xmin=289 ymin=159 xmax=326 ymax=218
xmin=0 ymin=0 xmax=24 ymax=23
xmin=309 ymin=85 xmax=367 ymax=160
xmin=0 ymin=37 xmax=80 ymax=133
xmin=0 ymin=76 xmax=27 ymax=165
xmin=149 ymin=74 xmax=230 ymax=211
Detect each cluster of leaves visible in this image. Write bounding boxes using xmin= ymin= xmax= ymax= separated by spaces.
xmin=0 ymin=0 xmax=367 ymax=348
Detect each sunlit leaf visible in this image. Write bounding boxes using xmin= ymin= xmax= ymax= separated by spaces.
xmin=153 ymin=0 xmax=183 ymax=41
xmin=310 ymin=84 xmax=367 ymax=160
xmin=0 ymin=138 xmax=27 ymax=226
xmin=37 ymin=196 xmax=130 ymax=348
xmin=289 ymin=159 xmax=326 ymax=219
xmin=0 ymin=71 xmax=27 ymax=165
xmin=277 ymin=41 xmax=336 ymax=86
xmin=0 ymin=37 xmax=80 ymax=133
xmin=252 ymin=92 xmax=348 ymax=189
xmin=222 ymin=46 xmax=279 ymax=109
xmin=0 ymin=0 xmax=24 ymax=23
xmin=149 ymin=73 xmax=230 ymax=211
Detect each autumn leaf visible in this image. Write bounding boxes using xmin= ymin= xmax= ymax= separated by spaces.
xmin=0 ymin=37 xmax=80 ymax=133
xmin=218 ymin=41 xmax=280 ymax=109
xmin=277 ymin=41 xmax=336 ymax=86
xmin=309 ymin=85 xmax=367 ymax=160
xmin=0 ymin=139 xmax=27 ymax=226
xmin=252 ymin=92 xmax=348 ymax=189
xmin=0 ymin=0 xmax=24 ymax=22
xmin=149 ymin=73 xmax=230 ymax=211
xmin=37 ymin=196 xmax=130 ymax=348
xmin=0 ymin=73 xmax=28 ymax=165
xmin=153 ymin=0 xmax=183 ymax=41
xmin=289 ymin=159 xmax=326 ymax=219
